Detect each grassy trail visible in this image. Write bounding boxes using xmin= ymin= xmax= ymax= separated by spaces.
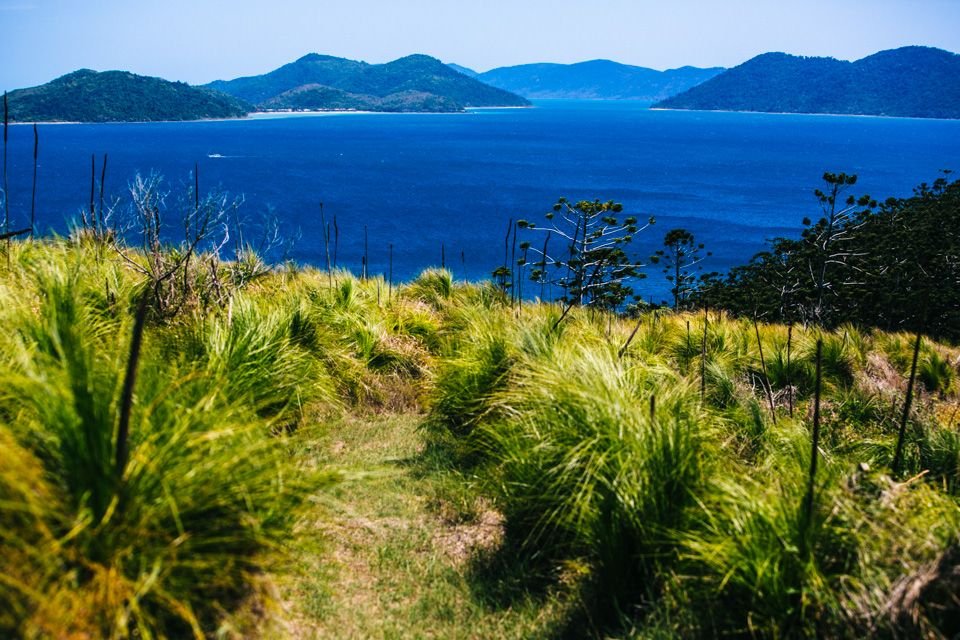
xmin=272 ymin=412 xmax=577 ymax=639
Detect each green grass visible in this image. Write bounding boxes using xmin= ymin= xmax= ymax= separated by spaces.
xmin=276 ymin=413 xmax=579 ymax=639
xmin=3 ymin=237 xmax=960 ymax=638
xmin=0 ymin=246 xmax=340 ymax=638
xmin=426 ymin=305 xmax=960 ymax=638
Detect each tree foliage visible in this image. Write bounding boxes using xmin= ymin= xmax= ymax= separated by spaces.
xmin=701 ymin=172 xmax=960 ymax=340
xmin=653 ymin=46 xmax=960 ymax=120
xmin=520 ymin=198 xmax=653 ymax=311
xmin=651 ymin=228 xmax=710 ymax=310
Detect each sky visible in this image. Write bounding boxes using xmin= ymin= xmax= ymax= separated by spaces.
xmin=2 ymin=0 xmax=959 ymax=89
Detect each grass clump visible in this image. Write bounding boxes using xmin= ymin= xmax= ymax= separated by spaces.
xmin=480 ymin=346 xmax=711 ymax=602
xmin=0 ymin=253 xmax=335 ymax=638
xmin=0 ymin=241 xmax=446 ymax=638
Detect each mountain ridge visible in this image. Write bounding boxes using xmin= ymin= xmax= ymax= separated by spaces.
xmin=206 ymin=54 xmax=530 ymax=112
xmin=461 ymin=60 xmax=725 ymax=101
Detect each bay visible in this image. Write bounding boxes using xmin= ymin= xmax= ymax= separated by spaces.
xmin=4 ymin=100 xmax=958 ymax=300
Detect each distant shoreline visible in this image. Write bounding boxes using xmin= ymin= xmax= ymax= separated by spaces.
xmin=252 ymin=105 xmax=532 ymax=117
xmin=649 ymin=106 xmax=960 ymax=122
xmin=8 ymin=104 xmax=533 ymax=126
xmin=12 ymin=103 xmax=960 ymax=125
xmin=8 ymin=116 xmax=249 ymax=126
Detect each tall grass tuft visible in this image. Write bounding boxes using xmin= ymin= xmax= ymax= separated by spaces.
xmin=177 ymin=294 xmax=338 ymax=426
xmin=0 ymin=251 xmax=334 ymax=637
xmin=681 ymin=464 xmax=859 ymax=636
xmin=405 ymin=267 xmax=454 ymax=310
xmin=919 ymin=347 xmax=956 ymax=397
xmin=477 ymin=344 xmax=712 ymax=604
xmin=427 ymin=314 xmax=513 ymax=438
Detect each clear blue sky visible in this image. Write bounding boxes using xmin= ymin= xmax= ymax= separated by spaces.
xmin=2 ymin=0 xmax=959 ymax=89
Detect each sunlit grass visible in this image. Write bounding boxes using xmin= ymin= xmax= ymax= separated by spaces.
xmin=2 ymin=237 xmax=959 ymax=638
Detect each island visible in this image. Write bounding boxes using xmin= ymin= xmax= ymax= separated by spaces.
xmin=3 ymin=54 xmax=529 ymax=123
xmin=653 ymin=46 xmax=960 ymax=119
xmin=455 ymin=59 xmax=724 ymax=101
xmin=4 ymin=69 xmax=250 ymax=122
xmin=206 ymin=53 xmax=530 ymax=113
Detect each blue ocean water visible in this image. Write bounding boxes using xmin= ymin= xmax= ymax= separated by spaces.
xmin=3 ymin=101 xmax=959 ymax=299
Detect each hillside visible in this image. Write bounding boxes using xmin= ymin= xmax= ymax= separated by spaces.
xmin=206 ymin=54 xmax=530 ymax=112
xmin=472 ymin=59 xmax=724 ymax=100
xmin=446 ymin=63 xmax=480 ymax=78
xmin=654 ymin=46 xmax=960 ymax=119
xmin=258 ymin=84 xmax=462 ymax=112
xmin=2 ymin=235 xmax=958 ymax=638
xmin=4 ymin=69 xmax=250 ymax=122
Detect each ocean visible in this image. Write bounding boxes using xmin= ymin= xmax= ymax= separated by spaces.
xmin=3 ymin=100 xmax=959 ymax=300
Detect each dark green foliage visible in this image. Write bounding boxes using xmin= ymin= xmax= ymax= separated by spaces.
xmin=207 ymin=53 xmax=530 ymax=112
xmin=6 ymin=70 xmax=250 ymax=122
xmin=258 ymin=84 xmax=463 ymax=112
xmin=702 ymin=174 xmax=960 ymax=341
xmin=655 ymin=46 xmax=960 ymax=119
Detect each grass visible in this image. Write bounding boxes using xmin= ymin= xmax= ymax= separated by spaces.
xmin=2 ymin=237 xmax=960 ymax=638
xmin=426 ymin=303 xmax=960 ymax=638
xmin=0 ymin=245 xmax=338 ymax=638
xmin=276 ymin=413 xmax=579 ymax=639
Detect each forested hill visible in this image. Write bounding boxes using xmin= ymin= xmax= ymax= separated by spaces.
xmin=4 ymin=70 xmax=250 ymax=122
xmin=206 ymin=54 xmax=530 ymax=112
xmin=654 ymin=46 xmax=960 ymax=119
xmin=467 ymin=60 xmax=724 ymax=101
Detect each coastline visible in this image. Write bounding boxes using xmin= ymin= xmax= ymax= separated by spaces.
xmin=464 ymin=105 xmax=533 ymax=110
xmin=8 ymin=104 xmax=533 ymax=126
xmin=649 ymin=106 xmax=960 ymax=122
xmin=9 ymin=115 xmax=250 ymax=126
xmin=16 ymin=103 xmax=959 ymax=125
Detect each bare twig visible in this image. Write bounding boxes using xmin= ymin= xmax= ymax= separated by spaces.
xmin=99 ymin=153 xmax=108 ymax=231
xmin=0 ymin=227 xmax=32 ymax=241
xmin=319 ymin=201 xmax=332 ymax=289
xmin=787 ymin=322 xmax=794 ymax=417
xmin=618 ymin=312 xmax=644 ymax=359
xmin=701 ymin=306 xmax=708 ymax=401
